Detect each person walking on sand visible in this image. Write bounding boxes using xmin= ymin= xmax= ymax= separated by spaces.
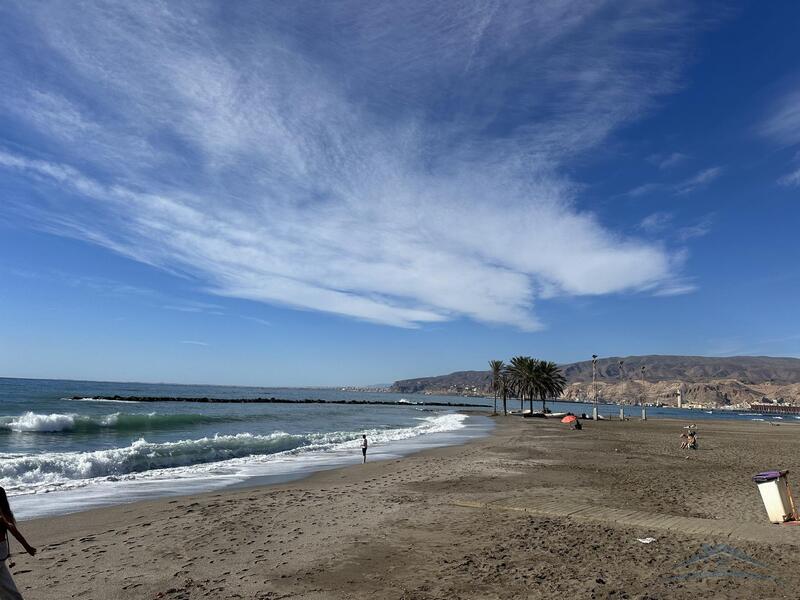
xmin=361 ymin=435 xmax=368 ymax=464
xmin=0 ymin=487 xmax=37 ymax=599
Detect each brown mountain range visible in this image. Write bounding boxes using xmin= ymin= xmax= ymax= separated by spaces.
xmin=391 ymin=355 xmax=800 ymax=407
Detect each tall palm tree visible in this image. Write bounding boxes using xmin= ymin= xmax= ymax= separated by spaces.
xmin=521 ymin=357 xmax=541 ymax=415
xmin=508 ymin=356 xmax=531 ymax=413
xmin=499 ymin=370 xmax=511 ymax=416
xmin=509 ymin=356 xmax=541 ymax=414
xmin=489 ymin=360 xmax=504 ymax=415
xmin=536 ymin=360 xmax=567 ymax=413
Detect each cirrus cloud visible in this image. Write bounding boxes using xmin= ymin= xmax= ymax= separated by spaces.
xmin=0 ymin=0 xmax=699 ymax=329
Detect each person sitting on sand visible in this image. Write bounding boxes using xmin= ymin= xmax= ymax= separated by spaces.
xmin=680 ymin=432 xmax=689 ymax=449
xmin=0 ymin=487 xmax=37 ymax=600
xmin=687 ymin=432 xmax=697 ymax=450
xmin=570 ymin=419 xmax=582 ymax=430
xmin=361 ymin=435 xmax=368 ymax=464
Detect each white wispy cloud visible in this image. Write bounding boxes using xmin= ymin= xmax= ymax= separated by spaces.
xmin=762 ymin=90 xmax=800 ymax=146
xmin=639 ymin=212 xmax=711 ymax=242
xmin=1 ymin=267 xmax=273 ymax=323
xmin=0 ymin=1 xmax=700 ymax=329
xmin=778 ymin=167 xmax=800 ymax=187
xmin=649 ymin=152 xmax=688 ymax=169
xmin=180 ymin=340 xmax=209 ymax=347
xmin=674 ymin=166 xmax=724 ymax=195
xmin=762 ymin=89 xmax=800 ymax=185
xmin=626 ymin=182 xmax=665 ymax=198
xmin=675 ymin=216 xmax=713 ymax=242
xmin=652 ymin=279 xmax=697 ymax=296
xmin=162 ymin=302 xmax=226 ymax=316
xmin=626 ymin=165 xmax=722 ymax=198
xmin=639 ymin=211 xmax=673 ymax=232
xmin=241 ymin=316 xmax=271 ymax=327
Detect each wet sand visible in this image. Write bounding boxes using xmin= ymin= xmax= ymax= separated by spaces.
xmin=12 ymin=416 xmax=800 ymax=599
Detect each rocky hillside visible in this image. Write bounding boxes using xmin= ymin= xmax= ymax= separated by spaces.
xmin=559 ymin=355 xmax=800 ymax=384
xmin=390 ymin=355 xmax=800 ymax=407
xmin=390 ymin=370 xmax=491 ymax=396
xmin=561 ymin=380 xmax=800 ymax=409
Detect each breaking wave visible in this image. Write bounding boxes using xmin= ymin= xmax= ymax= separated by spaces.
xmin=0 ymin=413 xmax=467 ymax=494
xmin=0 ymin=412 xmax=239 ymax=433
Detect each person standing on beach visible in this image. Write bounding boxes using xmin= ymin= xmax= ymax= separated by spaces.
xmin=361 ymin=435 xmax=368 ymax=464
xmin=0 ymin=487 xmax=37 ymax=599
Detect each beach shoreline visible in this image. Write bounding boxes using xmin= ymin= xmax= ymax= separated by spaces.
xmin=12 ymin=415 xmax=800 ymax=599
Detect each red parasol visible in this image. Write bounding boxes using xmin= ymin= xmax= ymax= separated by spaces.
xmin=561 ymin=415 xmax=577 ymax=424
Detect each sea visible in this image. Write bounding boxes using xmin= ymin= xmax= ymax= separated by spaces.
xmin=0 ymin=377 xmax=493 ymax=520
xmin=0 ymin=377 xmax=790 ymax=521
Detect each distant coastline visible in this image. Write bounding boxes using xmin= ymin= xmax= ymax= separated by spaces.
xmin=391 ymin=354 xmax=800 ymax=408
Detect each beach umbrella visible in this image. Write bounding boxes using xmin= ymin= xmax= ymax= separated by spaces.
xmin=561 ymin=415 xmax=577 ymax=424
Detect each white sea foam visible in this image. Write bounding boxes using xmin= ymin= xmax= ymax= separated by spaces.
xmin=0 ymin=412 xmax=79 ymax=432
xmin=1 ymin=413 xmax=468 ymax=496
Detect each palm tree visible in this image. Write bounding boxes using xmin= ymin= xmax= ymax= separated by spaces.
xmin=507 ymin=356 xmax=530 ymax=413
xmin=536 ymin=360 xmax=567 ymax=413
xmin=521 ymin=357 xmax=541 ymax=415
xmin=499 ymin=370 xmax=511 ymax=416
xmin=489 ymin=360 xmax=504 ymax=415
xmin=509 ymin=356 xmax=540 ymax=414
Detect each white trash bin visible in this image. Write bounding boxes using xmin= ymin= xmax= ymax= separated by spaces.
xmin=752 ymin=470 xmax=796 ymax=523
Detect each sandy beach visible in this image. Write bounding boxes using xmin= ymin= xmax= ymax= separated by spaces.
xmin=11 ymin=415 xmax=800 ymax=599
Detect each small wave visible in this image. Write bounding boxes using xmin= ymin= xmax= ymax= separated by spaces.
xmin=0 ymin=411 xmax=231 ymax=433
xmin=1 ymin=413 xmax=467 ymax=494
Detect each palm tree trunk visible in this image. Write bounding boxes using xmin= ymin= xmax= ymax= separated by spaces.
xmin=494 ymin=390 xmax=497 ymax=415
xmin=541 ymin=394 xmax=546 ymax=413
xmin=502 ymin=390 xmax=507 ymax=416
xmin=529 ymin=392 xmax=534 ymax=415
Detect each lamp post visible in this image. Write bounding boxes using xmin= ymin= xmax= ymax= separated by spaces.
xmin=592 ymin=354 xmax=598 ymax=421
xmin=640 ymin=364 xmax=647 ymax=421
xmin=619 ymin=360 xmax=625 ymax=421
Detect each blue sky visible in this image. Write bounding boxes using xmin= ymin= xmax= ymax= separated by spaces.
xmin=1 ymin=1 xmax=799 ymax=386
